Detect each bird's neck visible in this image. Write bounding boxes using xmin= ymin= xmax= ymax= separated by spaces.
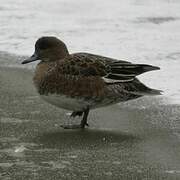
xmin=33 ymin=61 xmax=54 ymax=92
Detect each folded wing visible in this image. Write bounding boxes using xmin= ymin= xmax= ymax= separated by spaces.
xmin=105 ymin=62 xmax=160 ymax=82
xmin=58 ymin=53 xmax=160 ymax=83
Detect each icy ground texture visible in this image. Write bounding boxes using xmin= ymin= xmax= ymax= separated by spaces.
xmin=0 ymin=0 xmax=180 ymax=103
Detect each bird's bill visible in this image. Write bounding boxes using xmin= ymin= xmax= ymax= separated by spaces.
xmin=22 ymin=53 xmax=39 ymax=64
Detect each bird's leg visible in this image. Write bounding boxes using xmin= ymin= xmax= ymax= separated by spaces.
xmin=80 ymin=108 xmax=90 ymax=128
xmin=61 ymin=108 xmax=90 ymax=129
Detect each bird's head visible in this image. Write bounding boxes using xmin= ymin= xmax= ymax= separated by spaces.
xmin=22 ymin=36 xmax=69 ymax=64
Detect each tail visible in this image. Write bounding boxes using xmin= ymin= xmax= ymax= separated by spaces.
xmin=133 ymin=88 xmax=163 ymax=96
xmin=128 ymin=87 xmax=163 ymax=96
xmin=148 ymin=88 xmax=163 ymax=95
xmin=122 ymin=78 xmax=163 ymax=96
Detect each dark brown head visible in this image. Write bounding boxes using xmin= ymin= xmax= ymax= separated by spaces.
xmin=22 ymin=36 xmax=69 ymax=64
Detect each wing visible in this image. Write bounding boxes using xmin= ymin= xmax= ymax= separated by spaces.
xmin=57 ymin=53 xmax=160 ymax=83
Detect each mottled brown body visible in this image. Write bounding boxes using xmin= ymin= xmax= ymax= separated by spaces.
xmin=33 ymin=60 xmax=106 ymax=98
xmin=33 ymin=56 xmax=143 ymax=110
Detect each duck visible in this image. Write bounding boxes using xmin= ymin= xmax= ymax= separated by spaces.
xmin=22 ymin=36 xmax=161 ymax=129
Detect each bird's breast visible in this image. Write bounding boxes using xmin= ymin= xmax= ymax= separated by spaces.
xmin=33 ymin=62 xmax=106 ymax=98
xmin=33 ymin=62 xmax=52 ymax=91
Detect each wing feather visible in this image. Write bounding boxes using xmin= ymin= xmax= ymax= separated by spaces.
xmin=58 ymin=53 xmax=160 ymax=83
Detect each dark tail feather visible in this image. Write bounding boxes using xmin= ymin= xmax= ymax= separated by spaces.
xmin=130 ymin=88 xmax=163 ymax=96
xmin=147 ymin=88 xmax=163 ymax=96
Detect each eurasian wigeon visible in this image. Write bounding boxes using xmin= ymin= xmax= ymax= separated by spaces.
xmin=22 ymin=36 xmax=161 ymax=129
